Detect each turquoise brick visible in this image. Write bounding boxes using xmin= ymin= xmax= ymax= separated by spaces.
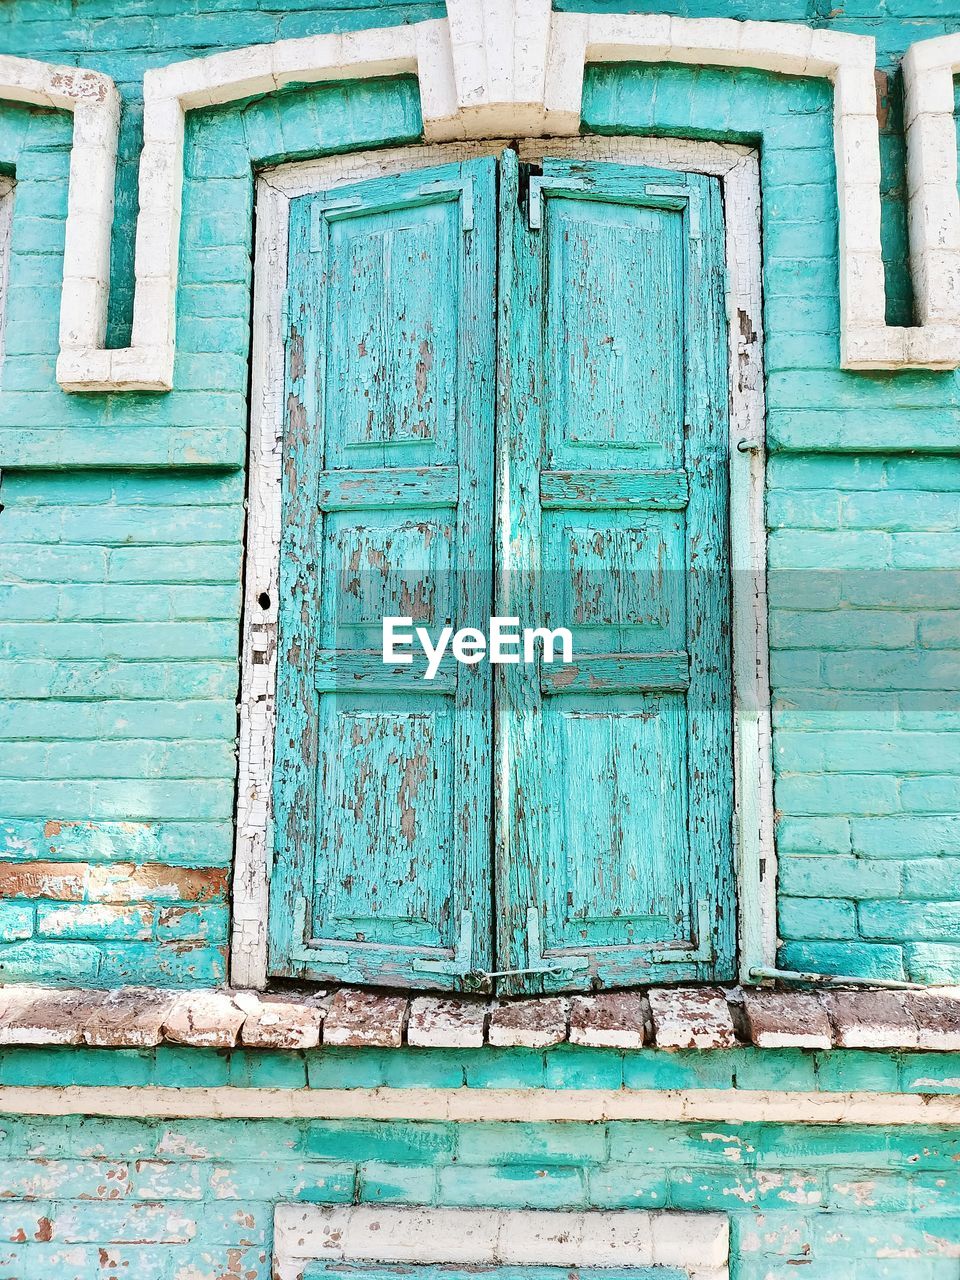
xmin=774 ymin=774 xmax=900 ymax=816
xmin=859 ymin=902 xmax=960 ymax=941
xmin=152 ymin=1047 xmax=232 ymax=1088
xmin=587 ymin=1163 xmax=670 ymax=1208
xmin=905 ymin=944 xmax=960 ymax=984
xmin=0 ymin=817 xmax=233 ymax=865
xmin=814 ymin=1050 xmax=901 ymax=1093
xmin=770 ymin=612 xmax=916 ymax=650
xmin=35 ymin=902 xmax=152 ymax=941
xmin=669 ymin=1164 xmax=824 ymax=1210
xmin=769 ymin=531 xmax=892 ymax=570
xmin=359 ymin=1160 xmax=436 ymax=1204
xmin=543 ymin=1046 xmax=623 ymax=1090
xmin=779 ymin=897 xmax=858 ymax=941
xmin=454 ymin=1123 xmax=607 ymax=1166
xmin=776 ymin=817 xmax=852 ymax=855
xmin=0 ymin=940 xmax=101 ymax=984
xmin=777 ymin=940 xmax=906 ymax=981
xmin=226 ymin=1051 xmax=308 ymax=1090
xmin=381 ymin=1049 xmax=467 ymax=1089
xmin=901 ymin=776 xmax=960 ymax=812
xmin=903 ymin=858 xmax=960 ymax=898
xmin=465 ymin=1048 xmax=547 ymax=1089
xmin=824 ymin=1169 xmax=911 ymax=1211
xmin=852 ymin=816 xmax=960 ymax=857
xmin=899 ymin=1054 xmax=960 ymax=1095
xmin=301 ymin=1121 xmax=455 ymax=1164
xmin=0 ymin=902 xmax=33 ymax=941
xmin=621 ymin=1050 xmax=736 ymax=1091
xmin=306 ymin=1049 xmax=388 ymax=1090
xmin=608 ymin=1122 xmax=761 ymax=1169
xmin=731 ymin=1049 xmax=819 ymax=1092
xmin=779 ymin=856 xmax=903 ymax=899
xmin=0 ymin=1047 xmax=152 ymax=1088
xmin=437 ymin=1164 xmax=587 ymax=1209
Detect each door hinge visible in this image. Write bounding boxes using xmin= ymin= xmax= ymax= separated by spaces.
xmin=651 ymin=898 xmax=714 ymax=964
xmin=419 ymin=177 xmax=474 ymax=232
xmin=645 ymin=182 xmax=701 ymax=239
xmin=287 ymin=897 xmax=349 ymax=966
xmin=411 ymin=910 xmax=474 ymax=976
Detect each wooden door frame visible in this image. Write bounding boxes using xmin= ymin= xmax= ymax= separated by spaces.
xmin=231 ymin=136 xmax=773 ymax=990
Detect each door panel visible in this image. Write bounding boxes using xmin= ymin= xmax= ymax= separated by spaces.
xmin=269 ymin=159 xmax=496 ymax=988
xmin=495 ymin=156 xmax=734 ymax=991
xmin=545 ymin=195 xmax=684 ymax=464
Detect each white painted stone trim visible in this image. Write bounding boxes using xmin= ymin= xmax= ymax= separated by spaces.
xmin=0 ymin=173 xmax=13 ymax=378
xmin=231 ymin=136 xmax=773 ymax=989
xmin=4 ymin=1085 xmax=960 ymax=1126
xmin=903 ymin=34 xmax=960 ymax=337
xmin=1 ymin=4 xmax=959 ymax=387
xmin=0 ymin=55 xmax=119 ymax=387
xmin=272 ymin=1206 xmax=729 ymax=1280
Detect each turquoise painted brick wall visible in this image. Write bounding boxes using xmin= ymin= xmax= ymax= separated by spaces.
xmin=0 ymin=0 xmax=959 ymax=984
xmin=0 ymin=1046 xmax=957 ymax=1278
xmin=4 ymin=1114 xmax=960 ymax=1279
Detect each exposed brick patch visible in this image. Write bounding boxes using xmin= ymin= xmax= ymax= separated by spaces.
xmin=86 ymin=865 xmax=228 ymax=903
xmin=903 ymin=992 xmax=960 ymax=1051
xmin=0 ymin=862 xmax=87 ymax=901
xmin=162 ymin=991 xmax=245 ymax=1048
xmin=824 ymin=991 xmax=920 ymax=1049
xmin=488 ymin=997 xmax=568 ymax=1048
xmin=743 ymin=990 xmax=833 ymax=1050
xmin=0 ymin=987 xmax=104 ymax=1045
xmin=569 ymin=992 xmax=648 ymax=1049
xmin=648 ymin=988 xmax=737 ymax=1050
xmin=239 ymin=997 xmax=323 ymax=1050
xmin=83 ymin=987 xmax=177 ymax=1047
xmin=408 ymin=997 xmax=486 ymax=1049
xmin=322 ymin=990 xmax=408 ymax=1048
xmin=0 ymin=985 xmax=957 ymax=1052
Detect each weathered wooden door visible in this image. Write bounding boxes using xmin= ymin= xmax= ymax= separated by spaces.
xmin=268 ymin=159 xmax=497 ymax=987
xmin=494 ymin=155 xmax=734 ymax=991
xmin=268 ymin=150 xmax=734 ymax=991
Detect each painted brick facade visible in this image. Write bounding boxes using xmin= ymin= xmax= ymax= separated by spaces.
xmin=2 ymin=2 xmax=960 ymax=1274
xmin=1 ymin=1046 xmax=960 ymax=1278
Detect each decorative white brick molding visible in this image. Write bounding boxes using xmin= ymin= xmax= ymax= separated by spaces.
xmin=903 ymin=34 xmax=960 ymax=342
xmin=0 ymin=55 xmax=119 ymax=387
xmin=1 ymin=2 xmax=959 ymax=387
xmin=272 ymin=1206 xmax=730 ymax=1280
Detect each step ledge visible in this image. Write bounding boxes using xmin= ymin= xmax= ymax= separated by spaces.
xmin=0 ymin=984 xmax=958 ymax=1051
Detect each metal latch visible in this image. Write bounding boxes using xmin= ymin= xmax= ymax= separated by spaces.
xmin=464 ymin=909 xmax=589 ymax=991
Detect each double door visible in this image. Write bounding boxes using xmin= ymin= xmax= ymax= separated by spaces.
xmin=268 ymin=148 xmax=734 ymax=993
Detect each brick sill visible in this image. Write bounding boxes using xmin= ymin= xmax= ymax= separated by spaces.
xmin=0 ymin=985 xmax=958 ymax=1053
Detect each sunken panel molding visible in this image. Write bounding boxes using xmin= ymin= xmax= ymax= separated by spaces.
xmin=1 ymin=1 xmax=960 ymax=387
xmin=272 ymin=1206 xmax=730 ymax=1280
